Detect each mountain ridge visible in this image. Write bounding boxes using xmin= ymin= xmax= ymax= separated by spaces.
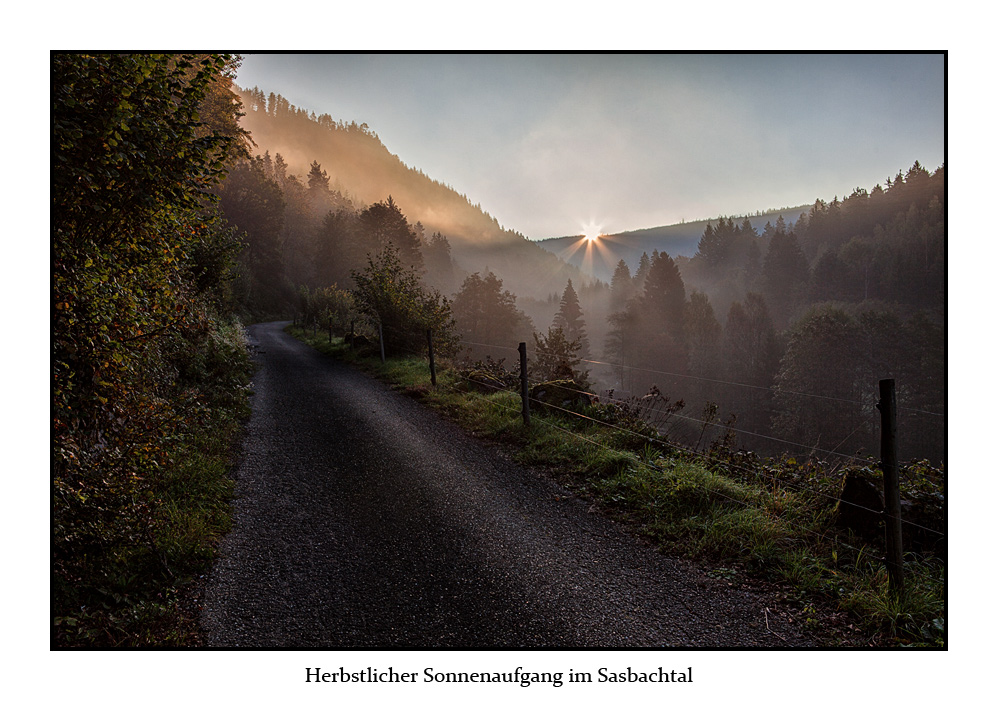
xmin=536 ymin=205 xmax=811 ymax=282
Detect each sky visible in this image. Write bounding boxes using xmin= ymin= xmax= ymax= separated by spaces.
xmin=235 ymin=52 xmax=944 ymax=241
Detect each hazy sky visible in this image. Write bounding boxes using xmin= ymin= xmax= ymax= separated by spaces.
xmin=236 ymin=53 xmax=944 ymax=240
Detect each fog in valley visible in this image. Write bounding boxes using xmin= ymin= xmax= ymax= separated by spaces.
xmin=224 ymin=73 xmax=944 ymax=469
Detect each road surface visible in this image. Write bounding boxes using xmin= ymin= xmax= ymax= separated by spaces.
xmin=201 ymin=321 xmax=812 ymax=648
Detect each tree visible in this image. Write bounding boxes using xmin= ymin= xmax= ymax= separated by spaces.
xmin=722 ymin=293 xmax=782 ymax=436
xmin=685 ymin=291 xmax=721 ymax=380
xmin=314 ymin=209 xmax=364 ymax=289
xmin=633 ymin=251 xmax=652 ymax=292
xmin=771 ymin=304 xmax=870 ymax=455
xmin=308 ymin=159 xmax=330 ymax=194
xmin=839 ymin=236 xmax=879 ymax=302
xmin=359 ymin=196 xmax=424 ymax=273
xmin=216 ymin=157 xmax=288 ymax=314
xmin=351 ymin=246 xmax=456 ymax=357
xmin=306 ymin=159 xmax=339 ymax=220
xmin=451 ymin=272 xmax=534 ymax=359
xmin=273 ymin=170 xmax=314 ymax=290
xmin=607 ymin=251 xmax=688 ymax=395
xmin=423 ymin=231 xmax=456 ymax=294
xmin=273 ymin=152 xmax=288 ymax=182
xmin=694 ymin=221 xmax=723 ymax=268
xmin=552 ymin=279 xmax=589 ymax=358
xmin=608 ymin=259 xmax=634 ymax=313
xmin=762 ymin=228 xmax=809 ymax=328
xmin=683 ymin=292 xmax=723 ymax=422
xmin=642 ymin=250 xmax=686 ymax=338
xmin=809 ymin=248 xmax=854 ymax=303
xmin=533 ymin=326 xmax=589 ymax=386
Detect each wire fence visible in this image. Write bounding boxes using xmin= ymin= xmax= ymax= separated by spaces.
xmin=461 ymin=337 xmax=943 ymax=461
xmin=291 ymin=319 xmax=946 ymax=583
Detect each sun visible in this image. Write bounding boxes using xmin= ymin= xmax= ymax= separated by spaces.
xmin=580 ymin=222 xmax=602 ymax=242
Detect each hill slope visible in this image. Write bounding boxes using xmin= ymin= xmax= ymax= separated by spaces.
xmin=235 ymin=86 xmax=586 ymax=300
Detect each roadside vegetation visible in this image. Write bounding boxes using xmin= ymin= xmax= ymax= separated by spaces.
xmin=52 ymin=54 xmax=253 ymax=646
xmin=289 ymin=324 xmax=945 ymax=647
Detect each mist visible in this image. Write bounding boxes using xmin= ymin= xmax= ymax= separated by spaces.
xmin=225 ymin=55 xmax=945 ymax=470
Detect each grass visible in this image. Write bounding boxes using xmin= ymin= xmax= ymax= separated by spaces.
xmin=288 ymin=326 xmax=946 ymax=647
xmin=52 ymin=323 xmax=252 ymax=648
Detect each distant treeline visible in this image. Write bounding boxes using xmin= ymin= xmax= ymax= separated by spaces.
xmin=601 ymin=162 xmax=945 ymax=464
xmin=216 ymin=153 xmax=460 ymax=317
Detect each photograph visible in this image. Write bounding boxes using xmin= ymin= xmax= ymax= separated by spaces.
xmin=45 ymin=45 xmax=963 ymax=697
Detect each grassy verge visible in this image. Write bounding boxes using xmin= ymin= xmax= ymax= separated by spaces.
xmin=53 ymin=322 xmax=252 ymax=647
xmin=288 ymin=327 xmax=945 ymax=647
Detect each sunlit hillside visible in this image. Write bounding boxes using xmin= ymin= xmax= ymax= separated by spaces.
xmin=235 ymin=86 xmax=586 ymax=300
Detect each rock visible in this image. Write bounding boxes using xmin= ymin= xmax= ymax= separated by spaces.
xmin=836 ymin=468 xmax=884 ymax=538
xmin=464 ymin=369 xmax=508 ymax=393
xmin=529 ymin=379 xmax=597 ymax=411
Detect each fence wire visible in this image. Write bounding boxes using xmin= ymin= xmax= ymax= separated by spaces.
xmin=303 ymin=322 xmax=945 ymax=548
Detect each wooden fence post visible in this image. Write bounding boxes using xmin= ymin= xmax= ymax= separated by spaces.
xmin=878 ymin=378 xmax=904 ymax=594
xmin=378 ymin=321 xmax=386 ymax=363
xmin=427 ymin=328 xmax=437 ymax=386
xmin=519 ymin=342 xmax=530 ymax=427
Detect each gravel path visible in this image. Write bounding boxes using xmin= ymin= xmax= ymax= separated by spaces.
xmin=200 ymin=321 xmax=814 ymax=648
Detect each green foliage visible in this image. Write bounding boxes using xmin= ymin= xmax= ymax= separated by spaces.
xmin=451 ymin=271 xmax=534 ymax=359
xmin=351 ymin=246 xmax=458 ymax=357
xmin=532 ymin=326 xmax=589 ymax=386
xmin=52 ymin=53 xmax=252 ymax=646
xmin=296 ymin=284 xmax=355 ymax=333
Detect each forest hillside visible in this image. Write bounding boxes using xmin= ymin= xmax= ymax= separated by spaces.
xmin=234 ymin=86 xmax=584 ymax=301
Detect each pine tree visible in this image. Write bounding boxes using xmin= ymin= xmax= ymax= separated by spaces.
xmin=273 ymin=152 xmax=288 ymax=183
xmin=633 ymin=251 xmax=652 ymax=292
xmin=685 ymin=291 xmax=721 ymax=380
xmin=533 ymin=326 xmax=589 ymax=386
xmin=451 ymin=272 xmax=534 ymax=358
xmin=423 ymin=231 xmax=455 ymax=294
xmin=359 ymin=196 xmax=424 ymax=274
xmin=552 ymin=279 xmax=589 ymax=358
xmin=307 ymin=160 xmax=330 ymax=194
xmin=609 ymin=259 xmax=634 ymax=313
xmin=762 ymin=229 xmax=809 ymax=328
xmin=721 ymin=293 xmax=781 ymax=436
xmin=642 ymin=251 xmax=686 ymax=339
